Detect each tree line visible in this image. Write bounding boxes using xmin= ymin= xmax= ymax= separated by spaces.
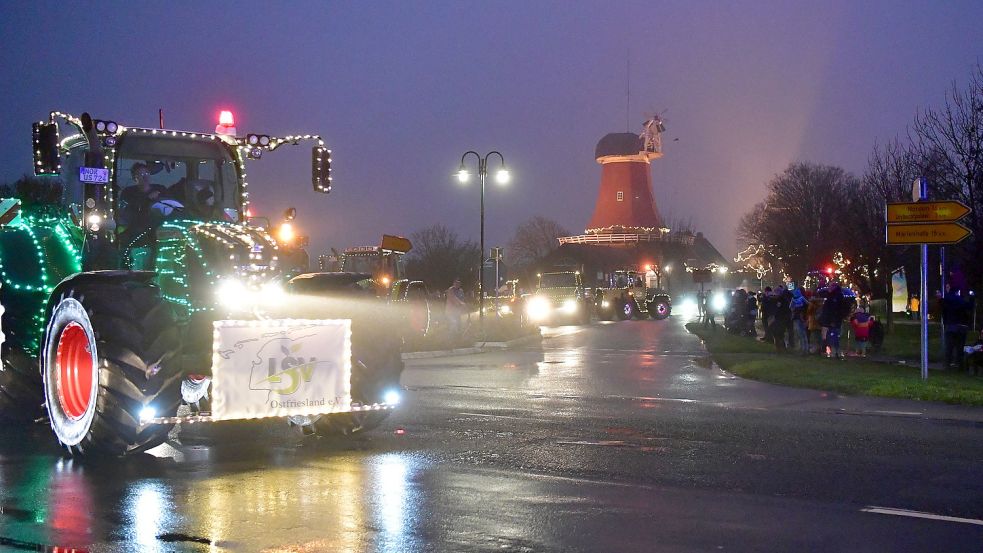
xmin=738 ymin=64 xmax=983 ymax=300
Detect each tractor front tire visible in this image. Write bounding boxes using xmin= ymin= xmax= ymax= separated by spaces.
xmin=0 ymin=348 xmax=42 ymax=422
xmin=648 ymin=300 xmax=671 ymax=320
xmin=313 ymin=321 xmax=402 ymax=436
xmin=40 ymin=274 xmax=181 ymax=456
xmin=0 ymin=295 xmax=44 ymax=422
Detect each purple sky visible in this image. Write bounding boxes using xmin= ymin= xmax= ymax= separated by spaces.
xmin=2 ymin=1 xmax=981 ymax=259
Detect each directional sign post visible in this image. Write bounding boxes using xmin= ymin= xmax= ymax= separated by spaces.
xmin=885 ymin=222 xmax=971 ymax=245
xmin=886 ymin=187 xmax=973 ymax=380
xmin=886 ymin=200 xmax=970 ymax=224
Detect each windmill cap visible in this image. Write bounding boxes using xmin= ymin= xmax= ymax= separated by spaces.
xmin=595 ymin=133 xmax=645 ymax=158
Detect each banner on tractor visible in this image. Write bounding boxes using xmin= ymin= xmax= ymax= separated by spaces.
xmin=210 ymin=319 xmax=352 ymax=421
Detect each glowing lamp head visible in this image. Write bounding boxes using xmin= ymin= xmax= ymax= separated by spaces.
xmin=495 ymin=168 xmax=510 ymax=184
xmin=216 ymin=110 xmax=237 ymax=136
xmin=826 ymin=266 xmax=834 ymax=275
xmin=218 ymin=110 xmax=235 ymax=127
xmin=456 ymin=168 xmax=470 ymax=183
xmin=644 ymin=264 xmax=652 ymax=272
xmin=277 ymin=222 xmax=295 ymax=244
xmin=380 ymin=276 xmax=391 ymax=286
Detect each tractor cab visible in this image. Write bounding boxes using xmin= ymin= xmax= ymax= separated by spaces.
xmin=31 ymin=110 xmax=331 ymax=275
xmin=341 ymin=234 xmax=412 ymax=290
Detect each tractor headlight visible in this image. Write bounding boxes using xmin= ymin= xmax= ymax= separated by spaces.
xmin=260 ymin=281 xmax=286 ymax=305
xmin=562 ymin=299 xmax=578 ymax=313
xmin=384 ymin=389 xmax=401 ymax=405
xmin=526 ymin=296 xmax=551 ymax=321
xmin=216 ymin=278 xmax=247 ymax=307
xmin=712 ymin=293 xmax=727 ymax=312
xmin=679 ymin=298 xmax=699 ymax=318
xmin=139 ymin=406 xmax=157 ymax=423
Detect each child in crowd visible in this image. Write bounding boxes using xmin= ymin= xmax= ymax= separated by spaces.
xmin=849 ymin=309 xmax=873 ymax=357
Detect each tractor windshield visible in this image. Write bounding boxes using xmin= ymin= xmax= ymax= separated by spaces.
xmin=116 ymin=134 xmax=239 ymax=224
xmin=342 ymin=254 xmax=378 ymax=274
xmin=539 ymin=273 xmax=578 ymax=288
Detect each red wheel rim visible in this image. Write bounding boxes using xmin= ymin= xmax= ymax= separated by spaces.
xmin=56 ymin=322 xmax=94 ymax=421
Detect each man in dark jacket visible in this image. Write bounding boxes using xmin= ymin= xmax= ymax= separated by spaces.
xmin=760 ymin=287 xmax=775 ymax=342
xmin=819 ymin=283 xmax=848 ymax=359
xmin=941 ymin=285 xmax=974 ymax=369
xmin=769 ymin=285 xmax=792 ymax=351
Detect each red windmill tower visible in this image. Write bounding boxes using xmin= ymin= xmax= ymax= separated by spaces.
xmin=560 ymin=115 xmax=670 ymax=245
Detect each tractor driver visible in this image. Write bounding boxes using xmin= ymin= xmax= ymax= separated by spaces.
xmin=119 ymin=162 xmax=168 ymax=245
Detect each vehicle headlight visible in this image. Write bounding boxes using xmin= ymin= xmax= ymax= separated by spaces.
xmin=712 ymin=293 xmax=727 ymax=312
xmin=499 ymin=304 xmax=512 ymax=315
xmin=261 ymin=281 xmax=286 ymax=304
xmin=526 ymin=296 xmax=551 ymax=321
xmin=562 ymin=299 xmax=578 ymax=313
xmin=601 ymin=300 xmax=610 ymax=308
xmin=216 ymin=278 xmax=247 ymax=307
xmin=679 ymin=298 xmax=698 ymax=318
xmin=384 ymin=389 xmax=401 ymax=405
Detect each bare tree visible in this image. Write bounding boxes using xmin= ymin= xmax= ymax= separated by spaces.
xmin=737 ymin=162 xmax=853 ymax=281
xmin=910 ymin=64 xmax=983 ymax=291
xmin=404 ymin=224 xmax=480 ymax=293
xmin=506 ymin=216 xmax=570 ymax=269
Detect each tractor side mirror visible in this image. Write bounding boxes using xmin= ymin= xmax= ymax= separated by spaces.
xmin=284 ymin=207 xmax=297 ymax=220
xmin=33 ymin=122 xmax=60 ymax=176
xmin=312 ymin=146 xmax=331 ymax=194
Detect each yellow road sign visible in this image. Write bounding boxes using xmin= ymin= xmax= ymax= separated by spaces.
xmin=886 ymin=201 xmax=970 ymax=223
xmin=886 ymin=222 xmax=972 ymax=245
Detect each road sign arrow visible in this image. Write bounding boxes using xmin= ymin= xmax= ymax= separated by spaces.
xmin=886 ymin=200 xmax=971 ymax=223
xmin=886 ymin=222 xmax=972 ymax=245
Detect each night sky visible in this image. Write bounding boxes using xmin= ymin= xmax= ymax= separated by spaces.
xmin=2 ymin=1 xmax=981 ymax=259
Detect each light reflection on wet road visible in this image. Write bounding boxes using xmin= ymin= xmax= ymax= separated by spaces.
xmin=1 ymin=317 xmax=982 ymax=552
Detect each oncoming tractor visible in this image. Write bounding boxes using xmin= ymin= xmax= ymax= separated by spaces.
xmin=0 ymin=110 xmax=404 ymax=455
xmin=594 ymin=269 xmax=672 ymax=320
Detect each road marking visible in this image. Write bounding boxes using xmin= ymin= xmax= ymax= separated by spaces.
xmin=557 ymin=440 xmax=627 ymax=446
xmin=456 ymin=411 xmax=554 ymax=423
xmin=861 ymin=506 xmax=983 ymax=526
xmin=868 ymin=410 xmax=924 ymax=416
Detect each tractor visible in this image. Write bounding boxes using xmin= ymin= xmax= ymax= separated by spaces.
xmin=594 ymin=269 xmax=672 ymax=320
xmin=0 ymin=109 xmax=404 ymax=455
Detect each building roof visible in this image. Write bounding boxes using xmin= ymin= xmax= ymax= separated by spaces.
xmin=594 ymin=133 xmax=644 ymax=159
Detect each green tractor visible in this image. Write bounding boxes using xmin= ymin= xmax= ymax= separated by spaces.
xmin=0 ymin=110 xmax=404 ymax=455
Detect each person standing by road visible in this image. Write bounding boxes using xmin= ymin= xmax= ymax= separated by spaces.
xmin=941 ymin=285 xmax=974 ymax=370
xmin=791 ymin=287 xmax=809 ymax=354
xmin=849 ymin=308 xmax=873 ymax=358
xmin=819 ymin=283 xmax=848 ymax=359
xmin=770 ymin=285 xmax=791 ymax=351
xmin=445 ymin=278 xmax=467 ymax=336
xmin=760 ymin=287 xmax=775 ymax=343
xmin=806 ymin=291 xmax=824 ymax=355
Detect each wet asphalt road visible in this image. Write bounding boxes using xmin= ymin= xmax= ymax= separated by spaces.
xmin=1 ymin=317 xmax=982 ymax=552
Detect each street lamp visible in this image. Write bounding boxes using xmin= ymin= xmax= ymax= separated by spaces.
xmin=457 ymin=150 xmax=509 ymax=332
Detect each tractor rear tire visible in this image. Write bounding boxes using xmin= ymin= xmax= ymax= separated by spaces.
xmin=40 ymin=274 xmax=181 ymax=456
xmin=618 ymin=300 xmax=636 ymax=321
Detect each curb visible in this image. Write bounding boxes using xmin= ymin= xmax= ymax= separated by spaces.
xmin=402 ymin=332 xmax=543 ymax=360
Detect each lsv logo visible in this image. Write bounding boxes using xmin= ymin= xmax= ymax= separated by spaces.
xmin=250 ymin=339 xmax=318 ymax=396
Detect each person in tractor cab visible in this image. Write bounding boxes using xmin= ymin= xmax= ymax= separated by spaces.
xmin=118 ymin=162 xmax=168 ymax=246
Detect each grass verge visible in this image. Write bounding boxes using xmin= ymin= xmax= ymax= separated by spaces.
xmin=686 ymin=323 xmax=983 ymax=407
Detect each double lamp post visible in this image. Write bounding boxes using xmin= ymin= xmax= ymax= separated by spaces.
xmin=456 ymin=151 xmax=509 ymax=331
